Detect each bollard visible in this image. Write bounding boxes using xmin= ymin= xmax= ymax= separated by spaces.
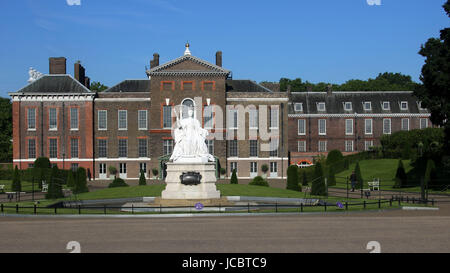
xmin=55 ymin=207 xmax=57 ymax=214
xmin=248 ymin=203 xmax=250 ymax=213
xmin=301 ymin=203 xmax=303 ymax=213
xmin=407 ymin=196 xmax=409 ymax=203
xmin=0 ymin=203 xmax=3 ymax=213
xmin=16 ymin=204 xmax=18 ymax=213
xmin=275 ymin=202 xmax=278 ymax=213
xmin=132 ymin=204 xmax=134 ymax=214
xmin=78 ymin=205 xmax=81 ymax=215
xmin=345 ymin=202 xmax=348 ymax=210
xmin=34 ymin=204 xmax=36 ymax=215
xmin=363 ymin=200 xmax=366 ymax=209
xmin=324 ymin=202 xmax=327 ymax=211
xmin=378 ymin=199 xmax=381 ymax=209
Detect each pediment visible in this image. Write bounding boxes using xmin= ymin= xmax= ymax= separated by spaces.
xmin=147 ymin=55 xmax=230 ymax=76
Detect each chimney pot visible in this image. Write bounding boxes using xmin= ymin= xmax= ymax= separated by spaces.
xmin=326 ymin=84 xmax=333 ymax=95
xmin=150 ymin=53 xmax=160 ymax=68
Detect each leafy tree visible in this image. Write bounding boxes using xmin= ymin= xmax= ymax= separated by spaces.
xmin=311 ymin=162 xmax=326 ymax=196
xmin=249 ymin=176 xmax=269 ymax=187
xmin=74 ymin=167 xmax=89 ymax=194
xmin=46 ymin=166 xmax=63 ymax=199
xmin=67 ymin=170 xmax=75 ymax=188
xmin=394 ymin=160 xmax=408 ymax=188
xmin=301 ymin=171 xmax=308 ymax=186
xmin=327 ymin=165 xmax=336 ymax=186
xmin=139 ymin=170 xmax=146 ymax=186
xmin=11 ymin=165 xmax=21 ymax=192
xmin=0 ymin=97 xmax=12 ymax=163
xmin=414 ymin=1 xmax=450 ymax=154
xmin=354 ymin=162 xmax=364 ymax=189
xmin=424 ymin=159 xmax=438 ymax=189
xmin=286 ymin=165 xmax=300 ymax=191
xmin=33 ymin=157 xmax=51 ymax=189
xmin=90 ymin=81 xmax=108 ymax=92
xmin=326 ymin=149 xmax=344 ymax=172
xmin=230 ymin=169 xmax=238 ymax=184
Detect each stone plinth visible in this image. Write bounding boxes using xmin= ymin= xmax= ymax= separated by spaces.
xmin=161 ymin=162 xmax=221 ymax=199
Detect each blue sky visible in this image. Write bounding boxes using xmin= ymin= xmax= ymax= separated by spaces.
xmin=0 ymin=0 xmax=448 ymax=97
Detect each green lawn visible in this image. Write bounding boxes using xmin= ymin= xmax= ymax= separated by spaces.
xmin=0 ymin=180 xmax=38 ymax=192
xmin=332 ymin=159 xmax=414 ymax=190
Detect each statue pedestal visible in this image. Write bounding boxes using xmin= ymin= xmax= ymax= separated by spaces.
xmin=161 ymin=162 xmax=221 ymax=199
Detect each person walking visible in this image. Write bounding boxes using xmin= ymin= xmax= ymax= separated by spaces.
xmin=350 ymin=170 xmax=357 ymax=192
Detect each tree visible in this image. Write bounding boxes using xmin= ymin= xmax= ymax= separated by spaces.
xmin=0 ymin=97 xmax=12 ymax=163
xmin=394 ymin=160 xmax=408 ymax=188
xmin=90 ymin=81 xmax=108 ymax=92
xmin=311 ymin=162 xmax=326 ymax=196
xmin=249 ymin=176 xmax=269 ymax=187
xmin=139 ymin=170 xmax=146 ymax=186
xmin=424 ymin=159 xmax=438 ymax=189
xmin=327 ymin=165 xmax=337 ymax=186
xmin=46 ymin=166 xmax=63 ymax=199
xmin=108 ymin=178 xmax=129 ymax=188
xmin=354 ymin=162 xmax=364 ymax=189
xmin=74 ymin=167 xmax=89 ymax=194
xmin=152 ymin=168 xmax=159 ymax=179
xmin=301 ymin=171 xmax=308 ymax=186
xmin=33 ymin=157 xmax=51 ymax=189
xmin=230 ymin=169 xmax=238 ymax=184
xmin=67 ymin=170 xmax=75 ymax=188
xmin=11 ymin=165 xmax=21 ymax=192
xmin=414 ymin=1 xmax=450 ymax=154
xmin=261 ymin=164 xmax=269 ymax=175
xmin=286 ymin=165 xmax=300 ymax=191
xmin=326 ymin=149 xmax=344 ymax=172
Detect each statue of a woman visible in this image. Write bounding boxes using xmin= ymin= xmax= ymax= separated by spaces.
xmin=170 ymin=106 xmax=214 ymax=163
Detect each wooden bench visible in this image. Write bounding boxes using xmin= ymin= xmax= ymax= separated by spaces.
xmin=0 ymin=184 xmax=5 ymax=193
xmin=368 ymin=179 xmax=380 ymax=191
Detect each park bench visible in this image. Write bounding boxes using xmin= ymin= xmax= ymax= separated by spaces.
xmin=42 ymin=181 xmax=48 ymax=193
xmin=368 ymin=179 xmax=380 ymax=191
xmin=0 ymin=184 xmax=5 ymax=193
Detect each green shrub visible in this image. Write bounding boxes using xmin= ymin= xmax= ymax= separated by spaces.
xmin=286 ymin=165 xmax=300 ymax=191
xmin=230 ymin=169 xmax=238 ymax=184
xmin=220 ymin=168 xmax=226 ymax=176
xmin=67 ymin=171 xmax=75 ymax=188
xmin=261 ymin=164 xmax=269 ymax=174
xmin=393 ymin=160 xmax=407 ymax=188
xmin=139 ymin=170 xmax=146 ymax=186
xmin=74 ymin=167 xmax=89 ymax=194
xmin=311 ymin=162 xmax=326 ymax=196
xmin=326 ymin=150 xmax=344 ymax=173
xmin=108 ymin=178 xmax=129 ymax=188
xmin=11 ymin=166 xmax=21 ymax=192
xmin=301 ymin=170 xmax=308 ymax=186
xmin=354 ymin=161 xmax=363 ymax=189
xmin=424 ymin=159 xmax=438 ymax=189
xmin=327 ymin=165 xmax=336 ymax=186
xmin=46 ymin=166 xmax=64 ymax=199
xmin=249 ymin=176 xmax=269 ymax=187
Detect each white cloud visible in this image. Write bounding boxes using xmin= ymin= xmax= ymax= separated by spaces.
xmin=66 ymin=0 xmax=81 ymax=6
xmin=366 ymin=0 xmax=381 ymax=6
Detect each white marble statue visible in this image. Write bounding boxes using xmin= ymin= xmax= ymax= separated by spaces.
xmin=28 ymin=67 xmax=43 ymax=83
xmin=170 ymin=106 xmax=215 ymax=163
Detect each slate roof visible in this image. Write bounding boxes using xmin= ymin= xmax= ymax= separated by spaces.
xmin=104 ymin=79 xmax=151 ymax=93
xmin=13 ymin=74 xmax=92 ymax=94
xmin=288 ymin=91 xmax=428 ymax=115
xmin=226 ymin=80 xmax=273 ymax=93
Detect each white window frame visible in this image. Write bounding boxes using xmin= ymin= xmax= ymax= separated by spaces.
xmin=365 ymin=140 xmax=374 ymax=152
xmin=382 ymin=101 xmax=390 ymax=111
xmin=317 ymin=102 xmax=326 ymax=112
xmin=345 ymin=140 xmax=354 ymax=152
xmin=294 ymin=103 xmax=303 ymax=112
xmin=420 ymin=118 xmax=428 ymax=129
xmin=298 ymin=119 xmax=306 ymax=135
xmin=365 ymin=119 xmax=373 ymax=135
xmin=298 ymin=141 xmax=306 ymax=152
xmin=249 ymin=108 xmax=258 ymax=130
xmin=204 ymin=105 xmax=214 ymax=129
xmin=98 ymin=110 xmax=107 ymax=130
xmin=138 ymin=110 xmax=148 ymax=130
xmin=228 ymin=109 xmax=238 ymax=130
xmin=270 ymin=162 xmax=278 ymax=178
xmin=28 ymin=139 xmax=36 ymax=159
xmin=230 ymin=162 xmax=238 ymax=176
xmin=49 ymin=108 xmax=57 ymax=131
xmin=249 ymin=140 xmax=258 ymax=157
xmin=318 ymin=141 xmax=327 ymax=152
xmin=99 ymin=163 xmax=107 ymax=179
xmin=98 ymin=139 xmax=107 ymax=158
xmin=401 ymin=118 xmax=410 ymax=131
xmin=119 ymin=163 xmax=127 ymax=179
xmin=269 ymin=107 xmax=279 ymax=129
xmin=363 ymin=101 xmax=372 ymax=111
xmin=118 ymin=139 xmax=128 ymax=158
xmin=344 ymin=102 xmax=352 ymax=111
xmin=118 ymin=110 xmax=127 ymax=130
xmin=70 ymin=108 xmax=79 ymax=131
xmin=70 ymin=138 xmax=79 ymax=159
xmin=318 ymin=119 xmax=326 ymax=135
xmin=400 ymin=101 xmax=408 ymax=111
xmin=27 ymin=108 xmax=36 ymax=131
xmin=345 ymin=119 xmax=354 ymax=135
xmin=138 ymin=138 xmax=147 ymax=158
xmin=250 ymin=162 xmax=258 ymax=178
xmin=383 ymin=118 xmax=391 ymax=134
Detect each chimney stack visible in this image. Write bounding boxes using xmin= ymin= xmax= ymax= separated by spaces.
xmin=49 ymin=57 xmax=66 ymax=74
xmin=74 ymin=61 xmax=86 ymax=85
xmin=84 ymin=77 xmax=90 ymax=90
xmin=215 ymin=51 xmax=222 ymax=67
xmin=150 ymin=53 xmax=160 ymax=68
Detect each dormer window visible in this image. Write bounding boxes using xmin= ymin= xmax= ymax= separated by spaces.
xmin=363 ymin=101 xmax=372 ymax=111
xmin=382 ymin=101 xmax=390 ymax=110
xmin=400 ymin=101 xmax=408 ymax=110
xmin=343 ymin=102 xmax=352 ymax=111
xmin=418 ymin=101 xmax=426 ymax=110
xmin=317 ymin=102 xmax=326 ymax=111
xmin=294 ymin=103 xmax=303 ymax=112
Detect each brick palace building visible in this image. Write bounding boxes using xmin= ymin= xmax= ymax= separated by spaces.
xmin=9 ymin=44 xmax=432 ymax=182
